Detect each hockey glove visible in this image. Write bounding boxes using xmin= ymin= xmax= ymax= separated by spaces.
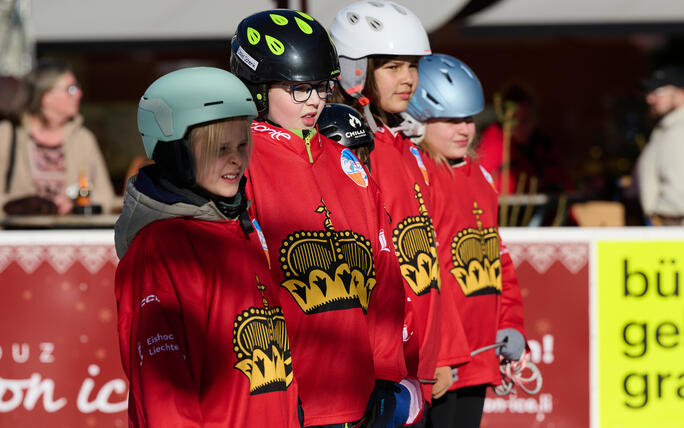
xmin=365 ymin=379 xmax=408 ymax=428
xmin=496 ymin=328 xmax=526 ymax=361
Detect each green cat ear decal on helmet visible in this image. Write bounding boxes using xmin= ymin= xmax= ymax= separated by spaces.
xmin=247 ymin=27 xmax=260 ymax=45
xmin=297 ymin=11 xmax=314 ymax=21
xmin=265 ymin=35 xmax=285 ymax=55
xmin=270 ymin=13 xmax=289 ymax=25
xmin=295 ymin=16 xmax=313 ymax=34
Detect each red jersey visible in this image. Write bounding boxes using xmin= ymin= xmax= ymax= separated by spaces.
xmin=116 ymin=218 xmax=300 ymax=428
xmin=370 ymin=126 xmax=446 ymax=400
xmin=429 ymin=158 xmax=526 ymax=389
xmin=246 ymin=121 xmax=406 ymax=426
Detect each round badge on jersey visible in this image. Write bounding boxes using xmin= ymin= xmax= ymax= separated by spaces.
xmin=340 ymin=148 xmax=368 ymax=187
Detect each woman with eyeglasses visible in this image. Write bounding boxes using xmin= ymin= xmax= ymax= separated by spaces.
xmin=231 ymin=9 xmax=411 ymax=428
xmin=0 ymin=58 xmax=116 ymax=216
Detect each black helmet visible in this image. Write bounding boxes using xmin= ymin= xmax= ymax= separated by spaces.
xmin=318 ymin=103 xmax=374 ymax=152
xmin=230 ymin=9 xmax=341 ymax=112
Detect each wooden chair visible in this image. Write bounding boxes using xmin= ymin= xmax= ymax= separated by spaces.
xmin=570 ymin=201 xmax=625 ymax=227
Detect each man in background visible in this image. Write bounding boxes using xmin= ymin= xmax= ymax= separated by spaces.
xmin=636 ymin=66 xmax=684 ymax=225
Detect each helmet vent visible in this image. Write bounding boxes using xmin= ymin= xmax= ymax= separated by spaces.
xmin=425 ymin=91 xmax=441 ymax=107
xmin=390 ymin=4 xmax=408 ymax=15
xmin=366 ymin=16 xmax=383 ymax=32
xmin=440 ymin=57 xmax=455 ymax=68
xmin=204 ymin=101 xmax=224 ymax=106
xmin=460 ymin=65 xmax=475 ymax=79
xmin=441 ymin=70 xmax=453 ymax=84
xmin=347 ymin=12 xmax=360 ymax=24
xmin=368 ymin=1 xmax=385 ymax=7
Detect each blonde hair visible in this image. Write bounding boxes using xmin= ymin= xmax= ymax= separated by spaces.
xmin=417 ymin=135 xmax=449 ymax=166
xmin=188 ymin=117 xmax=252 ymax=174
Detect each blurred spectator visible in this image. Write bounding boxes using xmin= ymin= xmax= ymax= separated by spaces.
xmin=0 ymin=58 xmax=116 ymax=216
xmin=475 ymin=84 xmax=573 ymax=194
xmin=635 ymin=66 xmax=684 ymax=226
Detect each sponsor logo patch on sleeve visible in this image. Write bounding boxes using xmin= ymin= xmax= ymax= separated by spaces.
xmin=340 ymin=148 xmax=368 ymax=187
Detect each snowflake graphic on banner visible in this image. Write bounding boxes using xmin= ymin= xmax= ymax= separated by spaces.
xmin=47 ymin=246 xmax=78 ymax=274
xmin=525 ymin=244 xmax=557 ymax=274
xmin=0 ymin=247 xmax=13 ymax=273
xmin=16 ymin=246 xmax=45 ymax=274
xmin=506 ymin=244 xmax=525 ymax=268
xmin=79 ymin=246 xmax=111 ymax=273
xmin=559 ymin=244 xmax=588 ymax=273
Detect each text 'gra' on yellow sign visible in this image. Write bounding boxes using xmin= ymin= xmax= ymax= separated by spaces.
xmin=598 ymin=241 xmax=684 ymax=428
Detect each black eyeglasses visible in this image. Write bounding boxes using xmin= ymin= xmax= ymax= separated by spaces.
xmin=286 ymin=80 xmax=336 ymax=103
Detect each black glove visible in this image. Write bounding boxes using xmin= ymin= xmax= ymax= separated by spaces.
xmin=365 ymin=379 xmax=399 ymax=428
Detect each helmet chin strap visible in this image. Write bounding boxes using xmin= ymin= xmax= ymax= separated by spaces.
xmin=210 ymin=176 xmax=247 ymax=217
xmin=212 ymin=176 xmax=254 ymax=234
xmin=359 ymin=98 xmax=379 ymax=134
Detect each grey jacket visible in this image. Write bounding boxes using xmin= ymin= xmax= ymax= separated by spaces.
xmin=114 ymin=168 xmax=231 ymax=259
xmin=636 ymin=105 xmax=684 ymax=217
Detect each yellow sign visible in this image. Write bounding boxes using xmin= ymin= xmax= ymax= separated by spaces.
xmin=598 ymin=241 xmax=684 ymax=427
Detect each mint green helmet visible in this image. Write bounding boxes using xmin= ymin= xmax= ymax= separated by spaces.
xmin=138 ymin=67 xmax=257 ymax=158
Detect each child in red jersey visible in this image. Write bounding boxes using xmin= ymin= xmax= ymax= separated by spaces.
xmin=114 ymin=67 xmax=301 ymax=427
xmin=230 ymin=9 xmax=411 ymax=428
xmin=405 ymin=54 xmax=528 ymax=428
xmin=329 ymin=2 xmax=471 ymax=423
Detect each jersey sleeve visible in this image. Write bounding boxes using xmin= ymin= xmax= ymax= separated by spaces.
xmin=366 ymin=184 xmax=408 ymax=382
xmin=497 ymin=241 xmax=527 ymax=338
xmin=116 ymin=225 xmax=207 ymax=427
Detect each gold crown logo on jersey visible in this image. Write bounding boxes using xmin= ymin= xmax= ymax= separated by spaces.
xmin=392 ymin=184 xmax=440 ymax=295
xmin=279 ymin=199 xmax=376 ymax=314
xmin=450 ymin=202 xmax=502 ymax=297
xmin=233 ymin=275 xmax=293 ymax=395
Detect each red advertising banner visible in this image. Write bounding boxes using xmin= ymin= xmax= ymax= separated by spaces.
xmin=481 ymin=241 xmax=590 ymax=428
xmin=1 ymin=233 xmax=592 ymax=427
xmin=0 ymin=239 xmax=128 ymax=427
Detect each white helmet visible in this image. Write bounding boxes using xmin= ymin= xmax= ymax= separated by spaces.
xmin=331 ymin=1 xmax=431 ymax=60
xmin=330 ymin=1 xmax=431 ymax=130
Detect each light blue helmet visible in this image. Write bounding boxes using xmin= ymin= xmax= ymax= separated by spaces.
xmin=138 ymin=67 xmax=257 ymax=158
xmin=405 ymin=54 xmax=484 ymax=122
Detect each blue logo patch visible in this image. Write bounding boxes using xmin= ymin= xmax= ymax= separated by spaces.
xmin=251 ymin=218 xmax=271 ymax=268
xmin=340 ymin=148 xmax=368 ymax=187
